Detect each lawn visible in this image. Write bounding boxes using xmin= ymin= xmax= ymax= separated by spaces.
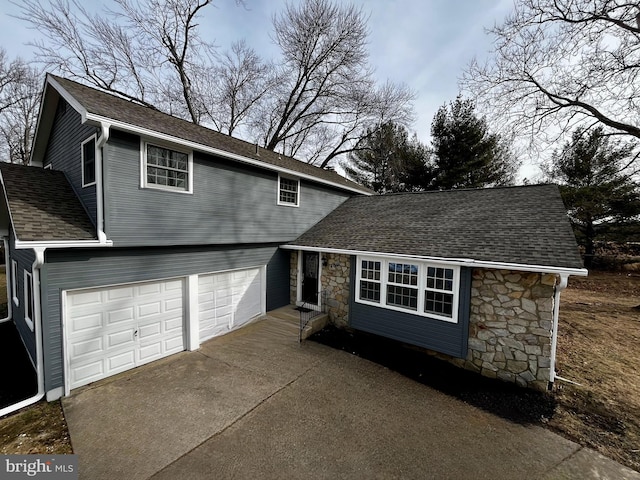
xmin=0 ymin=270 xmax=638 ymax=472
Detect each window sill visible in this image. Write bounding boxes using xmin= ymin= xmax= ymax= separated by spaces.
xmin=141 ymin=184 xmax=193 ymax=195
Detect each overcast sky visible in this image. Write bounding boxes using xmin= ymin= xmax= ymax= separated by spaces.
xmin=0 ymin=0 xmax=533 ymax=176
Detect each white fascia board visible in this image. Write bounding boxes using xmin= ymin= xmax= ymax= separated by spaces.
xmin=47 ymin=76 xmax=89 ymax=122
xmin=85 ymin=113 xmax=371 ymax=196
xmin=280 ymin=244 xmax=589 ymax=277
xmin=15 ymin=239 xmax=114 ymax=249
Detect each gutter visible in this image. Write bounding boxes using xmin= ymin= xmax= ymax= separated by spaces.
xmin=95 ymin=123 xmax=110 ymax=243
xmin=280 ymin=245 xmax=588 ymax=277
xmin=0 ymin=248 xmax=46 ymax=417
xmin=549 ymin=274 xmax=569 ymax=388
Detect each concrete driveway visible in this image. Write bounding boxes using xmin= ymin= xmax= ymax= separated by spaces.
xmin=62 ymin=309 xmax=640 ymax=480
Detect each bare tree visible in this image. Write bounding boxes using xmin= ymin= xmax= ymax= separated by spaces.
xmin=200 ymin=40 xmax=272 ymax=135
xmin=0 ymin=64 xmax=42 ymax=165
xmin=251 ymin=0 xmax=415 ymax=167
xmin=16 ymin=0 xmax=218 ymax=123
xmin=462 ymin=0 xmax=640 ymax=149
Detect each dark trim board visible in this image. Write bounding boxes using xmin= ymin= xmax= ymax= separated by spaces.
xmin=349 ymin=257 xmax=471 ymax=358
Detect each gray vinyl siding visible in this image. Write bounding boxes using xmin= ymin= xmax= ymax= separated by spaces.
xmin=40 ymin=244 xmax=287 ymax=391
xmin=266 ymin=248 xmax=291 ymax=310
xmin=8 ymin=230 xmax=36 ymax=363
xmin=103 ymin=130 xmax=352 ymax=246
xmin=43 ymin=100 xmax=98 ymax=225
xmin=349 ymin=258 xmax=471 ymax=358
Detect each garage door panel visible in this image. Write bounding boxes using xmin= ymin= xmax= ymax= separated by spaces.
xmin=107 ymin=286 xmax=135 ymax=301
xmin=67 ymin=278 xmax=185 ymax=390
xmin=71 ymin=337 xmax=103 ymax=358
xmin=71 ymin=312 xmax=103 ymax=333
xmin=198 ymin=267 xmax=264 ymax=342
xmin=107 ymin=307 xmax=135 ymax=325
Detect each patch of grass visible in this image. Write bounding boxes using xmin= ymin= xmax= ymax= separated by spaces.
xmin=0 ymin=401 xmax=72 ymax=454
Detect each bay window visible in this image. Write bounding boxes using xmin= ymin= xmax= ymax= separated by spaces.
xmin=356 ymin=256 xmax=460 ymax=323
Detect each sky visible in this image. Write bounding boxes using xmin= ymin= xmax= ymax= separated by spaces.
xmin=0 ymin=0 xmax=533 ymax=176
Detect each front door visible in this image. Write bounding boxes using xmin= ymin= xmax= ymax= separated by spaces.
xmin=301 ymin=251 xmax=319 ymax=305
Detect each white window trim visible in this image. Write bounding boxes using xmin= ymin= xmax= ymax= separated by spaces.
xmin=44 ymin=163 xmax=52 ymax=170
xmin=24 ymin=271 xmax=34 ymax=332
xmin=355 ymin=256 xmax=460 ymax=324
xmin=11 ymin=260 xmax=19 ymax=307
xmin=140 ymin=139 xmax=194 ymax=194
xmin=277 ymin=174 xmax=300 ymax=207
xmin=81 ymin=134 xmax=97 ymax=188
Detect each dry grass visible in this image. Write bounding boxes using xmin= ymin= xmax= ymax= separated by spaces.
xmin=550 ymin=271 xmax=640 ymax=471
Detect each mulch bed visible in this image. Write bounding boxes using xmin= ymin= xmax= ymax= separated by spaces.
xmin=0 ymin=322 xmax=38 ymax=410
xmin=310 ymin=325 xmax=556 ymax=425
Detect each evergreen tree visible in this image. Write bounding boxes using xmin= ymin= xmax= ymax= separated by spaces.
xmin=430 ymin=97 xmax=517 ymax=190
xmin=545 ymin=127 xmax=640 ymax=267
xmin=344 ymin=122 xmax=429 ymax=193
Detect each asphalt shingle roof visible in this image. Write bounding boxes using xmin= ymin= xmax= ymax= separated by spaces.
xmin=0 ymin=163 xmax=96 ymax=241
xmin=290 ymin=184 xmax=584 ymax=270
xmin=50 ymin=75 xmax=371 ymax=194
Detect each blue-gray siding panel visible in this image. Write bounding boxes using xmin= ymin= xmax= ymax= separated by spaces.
xmin=41 ymin=244 xmax=287 ymax=391
xmin=349 ymin=259 xmax=471 ymax=358
xmin=8 ymin=230 xmax=36 ymax=362
xmin=266 ymin=248 xmax=290 ymax=311
xmin=43 ymin=100 xmax=98 ymax=225
xmin=103 ymin=130 xmax=351 ymax=246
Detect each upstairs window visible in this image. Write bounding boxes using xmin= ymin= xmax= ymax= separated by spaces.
xmin=356 ymin=256 xmax=460 ymax=323
xmin=11 ymin=260 xmax=18 ymax=307
xmin=278 ymin=175 xmax=299 ymax=206
xmin=81 ymin=136 xmax=96 ymax=187
xmin=24 ymin=271 xmax=34 ymax=332
xmin=142 ymin=142 xmax=192 ymax=193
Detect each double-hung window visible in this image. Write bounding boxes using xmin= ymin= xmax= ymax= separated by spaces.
xmin=11 ymin=260 xmax=18 ymax=306
xmin=142 ymin=142 xmax=192 ymax=193
xmin=278 ymin=175 xmax=299 ymax=206
xmin=356 ymin=256 xmax=459 ymax=323
xmin=24 ymin=271 xmax=34 ymax=331
xmin=81 ymin=136 xmax=96 ymax=187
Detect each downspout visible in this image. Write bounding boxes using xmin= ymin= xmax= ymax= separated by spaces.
xmin=0 ymin=248 xmax=46 ymax=417
xmin=548 ymin=274 xmax=569 ymax=389
xmin=96 ymin=123 xmax=110 ymax=244
xmin=0 ymin=237 xmax=11 ymax=323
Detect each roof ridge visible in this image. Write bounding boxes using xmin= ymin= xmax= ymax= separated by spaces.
xmin=355 ymin=183 xmax=558 ymax=199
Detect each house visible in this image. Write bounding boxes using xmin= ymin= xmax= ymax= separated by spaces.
xmin=0 ymin=74 xmax=586 ymax=406
xmin=283 ymin=187 xmax=586 ymax=390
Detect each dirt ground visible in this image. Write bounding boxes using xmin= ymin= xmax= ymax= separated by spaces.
xmin=550 ymin=271 xmax=640 ymax=471
xmin=0 ymin=271 xmax=638 ymax=472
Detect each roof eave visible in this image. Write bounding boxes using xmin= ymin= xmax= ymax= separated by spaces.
xmin=280 ymin=244 xmax=588 ymax=277
xmin=14 ymin=239 xmax=112 ymax=249
xmin=84 ymin=113 xmax=370 ymax=196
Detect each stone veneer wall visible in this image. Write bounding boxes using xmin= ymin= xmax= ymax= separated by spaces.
xmin=461 ymin=269 xmax=557 ymax=390
xmin=320 ymin=253 xmax=351 ymax=327
xmin=290 ymin=251 xmax=298 ymax=306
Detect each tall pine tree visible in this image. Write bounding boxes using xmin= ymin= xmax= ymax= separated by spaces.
xmin=430 ymin=97 xmax=517 ymax=190
xmin=545 ymin=127 xmax=640 ymax=267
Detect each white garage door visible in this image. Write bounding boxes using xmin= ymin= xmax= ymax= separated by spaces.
xmin=66 ymin=278 xmax=185 ymax=390
xmin=198 ymin=267 xmax=264 ymax=342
